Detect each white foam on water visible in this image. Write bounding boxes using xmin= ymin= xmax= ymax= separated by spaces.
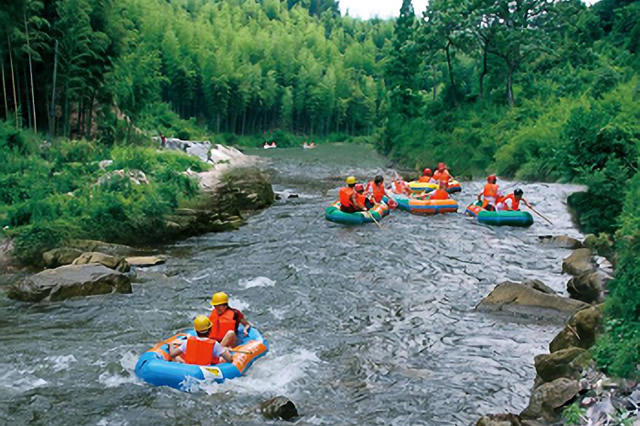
xmin=97 ymin=415 xmax=129 ymax=426
xmin=199 ymin=348 xmax=321 ymax=396
xmin=267 ymin=306 xmax=288 ymax=320
xmin=238 ymin=276 xmax=276 ymax=289
xmin=119 ymin=351 xmax=139 ymax=372
xmin=45 ymin=354 xmax=77 ymax=372
xmin=0 ymin=367 xmax=48 ymax=392
xmin=98 ymin=370 xmax=140 ymax=388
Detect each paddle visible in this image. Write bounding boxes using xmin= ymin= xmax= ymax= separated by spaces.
xmin=366 ymin=210 xmax=382 ymax=228
xmin=526 ymin=204 xmax=554 ymax=225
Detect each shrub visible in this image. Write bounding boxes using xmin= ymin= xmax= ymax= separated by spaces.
xmin=12 ymin=220 xmax=76 ymax=265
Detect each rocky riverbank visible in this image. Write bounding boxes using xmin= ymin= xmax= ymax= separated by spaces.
xmin=476 ymin=234 xmax=639 ymax=426
xmin=4 ymin=139 xmax=274 ymax=302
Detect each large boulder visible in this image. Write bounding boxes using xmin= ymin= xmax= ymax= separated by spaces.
xmin=218 ymin=167 xmax=274 ymax=212
xmin=567 ymin=271 xmax=612 ymax=304
xmin=475 ymin=414 xmax=521 ymax=426
xmin=260 ymin=396 xmax=298 ymax=421
xmin=0 ymin=237 xmax=17 ymax=273
xmin=67 ymin=240 xmax=134 ymax=257
xmin=72 ymin=252 xmax=130 ymax=272
xmin=549 ymin=305 xmax=603 ymax=353
xmin=522 ymin=279 xmax=555 ymax=295
xmin=562 ymin=249 xmax=596 ymax=276
xmin=538 ymin=235 xmax=583 ymax=249
xmin=476 ymin=282 xmax=589 ymax=321
xmin=7 ymin=264 xmax=131 ymax=302
xmin=521 ymin=378 xmax=580 ymax=421
xmin=534 ymin=347 xmax=586 ymax=383
xmin=42 ymin=247 xmax=83 ymax=268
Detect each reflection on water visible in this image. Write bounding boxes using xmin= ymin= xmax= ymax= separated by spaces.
xmin=0 ymin=144 xmax=585 ymax=425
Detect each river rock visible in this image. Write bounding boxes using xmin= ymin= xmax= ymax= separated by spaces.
xmin=567 ymin=271 xmax=611 ymax=304
xmin=72 ymin=252 xmax=130 ymax=272
xmin=42 ymin=247 xmax=83 ymax=268
xmin=7 ymin=264 xmax=132 ymax=302
xmin=562 ymin=248 xmax=596 ymax=276
xmin=538 ymin=235 xmax=583 ymax=249
xmin=535 ymin=347 xmax=586 ymax=383
xmin=0 ymin=237 xmax=17 ymax=273
xmin=523 ymin=279 xmax=555 ymax=295
xmin=475 ymin=414 xmax=521 ymax=426
xmin=126 ymin=256 xmax=166 ymax=267
xmin=68 ymin=239 xmax=135 ymax=257
xmin=260 ymin=396 xmax=298 ymax=421
xmin=97 ymin=169 xmax=149 ymax=186
xmin=521 ymin=378 xmax=580 ymax=421
xmin=218 ymin=167 xmax=274 ymax=211
xmin=549 ymin=305 xmax=603 ymax=353
xmin=476 ymin=281 xmax=589 ymax=321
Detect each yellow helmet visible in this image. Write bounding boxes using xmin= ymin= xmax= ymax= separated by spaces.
xmin=194 ymin=315 xmax=212 ymax=332
xmin=345 ymin=176 xmax=357 ymax=184
xmin=210 ymin=291 xmax=229 ymax=306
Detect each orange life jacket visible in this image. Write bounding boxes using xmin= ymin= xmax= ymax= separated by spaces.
xmin=367 ymin=181 xmax=385 ymax=203
xmin=355 ymin=192 xmax=367 ymax=209
xmin=418 ymin=176 xmax=432 ymax=183
xmin=391 ymin=181 xmax=410 ymax=194
xmin=183 ymin=336 xmax=218 ymax=366
xmin=433 ymin=169 xmax=450 ymax=182
xmin=501 ymin=194 xmax=520 ymax=210
xmin=339 ymin=187 xmax=355 ymax=208
xmin=483 ymin=183 xmax=499 ymax=198
xmin=208 ymin=308 xmax=237 ymax=342
xmin=429 ymin=189 xmax=450 ymax=200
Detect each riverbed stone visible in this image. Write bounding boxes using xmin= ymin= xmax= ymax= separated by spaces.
xmin=126 ymin=256 xmax=166 ymax=267
xmin=521 ymin=378 xmax=580 ymax=421
xmin=42 ymin=247 xmax=83 ymax=268
xmin=567 ymin=271 xmax=611 ymax=304
xmin=476 ymin=281 xmax=589 ymax=321
xmin=523 ymin=279 xmax=555 ymax=295
xmin=549 ymin=305 xmax=603 ymax=353
xmin=218 ymin=167 xmax=274 ymax=211
xmin=538 ymin=235 xmax=583 ymax=249
xmin=7 ymin=264 xmax=132 ymax=302
xmin=260 ymin=396 xmax=298 ymax=421
xmin=475 ymin=414 xmax=522 ymax=426
xmin=562 ymin=249 xmax=596 ymax=276
xmin=67 ymin=239 xmax=135 ymax=257
xmin=535 ymin=348 xmax=587 ymax=383
xmin=72 ymin=252 xmax=130 ymax=272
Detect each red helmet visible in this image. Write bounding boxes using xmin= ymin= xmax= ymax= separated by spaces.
xmin=438 ymin=162 xmax=445 ymax=170
xmin=487 ymin=174 xmax=497 ymax=183
xmin=423 ymin=168 xmax=432 ymax=176
xmin=354 ymin=183 xmax=364 ymax=192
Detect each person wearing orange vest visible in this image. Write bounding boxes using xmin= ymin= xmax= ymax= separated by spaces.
xmin=208 ymin=292 xmax=251 ymax=348
xmin=365 ymin=175 xmax=390 ymax=204
xmin=418 ymin=168 xmax=434 ymax=183
xmin=497 ymin=188 xmax=531 ymax=211
xmin=477 ymin=174 xmax=502 ymax=211
xmin=390 ymin=176 xmax=412 ymax=195
xmin=429 ymin=179 xmax=450 ymax=200
xmin=170 ymin=315 xmax=233 ymax=365
xmin=339 ymin=176 xmax=364 ymax=213
xmin=354 ymin=184 xmax=374 ymax=209
xmin=432 ymin=162 xmax=452 ymax=183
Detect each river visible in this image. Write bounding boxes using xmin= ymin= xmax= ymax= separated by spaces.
xmin=0 ymin=144 xmax=586 ymax=425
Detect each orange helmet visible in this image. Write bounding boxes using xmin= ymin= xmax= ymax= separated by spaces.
xmin=423 ymin=168 xmax=432 ymax=176
xmin=487 ymin=174 xmax=497 ymax=183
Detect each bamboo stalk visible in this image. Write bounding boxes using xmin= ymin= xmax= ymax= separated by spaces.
xmin=1 ymin=50 xmax=8 ymax=121
xmin=8 ymin=36 xmax=19 ymax=127
xmin=24 ymin=10 xmax=37 ymax=133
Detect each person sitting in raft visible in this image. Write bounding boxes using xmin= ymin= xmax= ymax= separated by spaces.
xmin=418 ymin=168 xmax=434 ymax=183
xmin=390 ymin=175 xmax=412 ymax=195
xmin=339 ymin=176 xmax=366 ymax=213
xmin=433 ymin=162 xmax=452 ymax=182
xmin=310 ymin=141 xmax=316 ymax=148
xmin=429 ymin=179 xmax=450 ymax=200
xmin=365 ymin=175 xmax=391 ymax=204
xmin=477 ymin=174 xmax=502 ymax=211
xmin=208 ymin=292 xmax=252 ymax=348
xmin=497 ymin=188 xmax=531 ymax=211
xmin=354 ymin=183 xmax=375 ymax=209
xmin=169 ymin=315 xmax=233 ymax=365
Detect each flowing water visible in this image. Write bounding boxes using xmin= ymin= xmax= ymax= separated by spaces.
xmin=0 ymin=144 xmax=586 ymax=425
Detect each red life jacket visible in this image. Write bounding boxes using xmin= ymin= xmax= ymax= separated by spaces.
xmin=418 ymin=175 xmax=432 ymax=183
xmin=208 ymin=308 xmax=237 ymax=342
xmin=429 ymin=189 xmax=450 ymax=200
xmin=501 ymin=194 xmax=520 ymax=210
xmin=339 ymin=187 xmax=355 ymax=208
xmin=183 ymin=336 xmax=218 ymax=366
xmin=367 ymin=181 xmax=385 ymax=203
xmin=433 ymin=169 xmax=450 ymax=182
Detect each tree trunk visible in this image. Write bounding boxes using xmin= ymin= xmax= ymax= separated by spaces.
xmin=507 ymin=63 xmax=514 ymax=108
xmin=8 ymin=37 xmax=19 ymax=127
xmin=25 ymin=12 xmax=37 ymax=133
xmin=86 ymin=90 xmax=95 ymax=139
xmin=1 ymin=53 xmax=8 ymax=121
xmin=63 ymin=77 xmax=70 ymax=137
xmin=479 ymin=46 xmax=488 ymax=100
xmin=24 ymin=66 xmax=32 ymax=129
xmin=445 ymin=40 xmax=456 ymax=103
xmin=241 ymin=108 xmax=246 ymax=135
xmin=432 ymin=64 xmax=437 ymax=101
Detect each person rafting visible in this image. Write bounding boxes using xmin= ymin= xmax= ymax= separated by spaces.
xmin=418 ymin=168 xmax=434 ymax=183
xmin=339 ymin=176 xmax=365 ymax=213
xmin=390 ymin=175 xmax=412 ymax=195
xmin=497 ymin=188 xmax=531 ymax=211
xmin=169 ymin=315 xmax=233 ymax=365
xmin=433 ymin=162 xmax=452 ymax=183
xmin=429 ymin=179 xmax=450 ymax=200
xmin=478 ymin=174 xmax=502 ymax=211
xmin=365 ymin=175 xmax=391 ymax=204
xmin=354 ymin=183 xmax=374 ymax=209
xmin=208 ymin=292 xmax=252 ymax=348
